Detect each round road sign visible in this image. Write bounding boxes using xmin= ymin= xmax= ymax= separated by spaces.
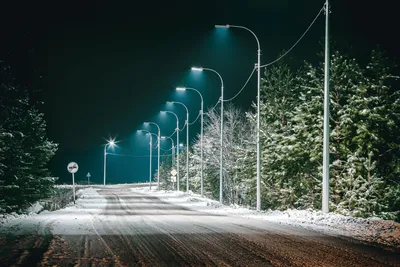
xmin=67 ymin=162 xmax=79 ymax=173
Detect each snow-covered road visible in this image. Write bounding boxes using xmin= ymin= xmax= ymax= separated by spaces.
xmin=0 ymin=185 xmax=399 ymax=266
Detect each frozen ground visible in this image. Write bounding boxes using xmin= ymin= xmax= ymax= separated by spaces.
xmin=133 ymin=187 xmax=400 ymax=251
xmin=0 ymin=185 xmax=399 ymax=266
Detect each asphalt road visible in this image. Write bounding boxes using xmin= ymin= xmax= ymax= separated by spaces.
xmin=1 ymin=187 xmax=399 ymax=266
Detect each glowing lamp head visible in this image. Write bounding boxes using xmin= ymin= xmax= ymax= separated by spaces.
xmin=166 ymin=101 xmax=174 ymax=104
xmin=161 ymin=136 xmax=166 ymax=140
xmin=176 ymin=87 xmax=186 ymax=91
xmin=143 ymin=122 xmax=149 ymax=125
xmin=191 ymin=67 xmax=203 ymax=72
xmin=215 ymin=24 xmax=230 ymax=28
xmin=179 ymin=143 xmax=184 ymax=147
xmin=160 ymin=110 xmax=166 ymax=114
xmin=108 ymin=140 xmax=115 ymax=147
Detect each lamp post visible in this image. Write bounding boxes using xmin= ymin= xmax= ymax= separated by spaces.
xmin=191 ymin=66 xmax=224 ymax=203
xmin=322 ymin=0 xmax=330 ymax=213
xmin=215 ymin=24 xmax=262 ymax=211
xmin=161 ymin=136 xmax=175 ymax=167
xmin=176 ymin=87 xmax=204 ymax=197
xmin=103 ymin=139 xmax=115 ymax=185
xmin=167 ymin=101 xmax=190 ymax=193
xmin=138 ymin=129 xmax=153 ymax=189
xmin=161 ymin=110 xmax=180 ymax=191
xmin=144 ymin=122 xmax=161 ymax=190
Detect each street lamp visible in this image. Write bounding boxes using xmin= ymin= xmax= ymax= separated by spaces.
xmin=144 ymin=122 xmax=161 ymax=190
xmin=215 ymin=24 xmax=262 ymax=211
xmin=138 ymin=129 xmax=154 ymax=189
xmin=161 ymin=136 xmax=175 ymax=167
xmin=103 ymin=139 xmax=115 ymax=185
xmin=167 ymin=101 xmax=190 ymax=193
xmin=191 ymin=66 xmax=224 ymax=203
xmin=161 ymin=110 xmax=180 ymax=191
xmin=176 ymin=87 xmax=205 ymax=197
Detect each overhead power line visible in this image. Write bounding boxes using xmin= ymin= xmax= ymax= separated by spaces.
xmin=224 ymin=66 xmax=256 ymax=102
xmin=189 ymin=111 xmax=201 ymax=125
xmin=205 ymin=99 xmax=220 ymax=116
xmin=260 ymin=4 xmax=325 ymax=68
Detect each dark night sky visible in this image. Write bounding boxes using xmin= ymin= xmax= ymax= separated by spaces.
xmin=1 ymin=0 xmax=399 ymax=184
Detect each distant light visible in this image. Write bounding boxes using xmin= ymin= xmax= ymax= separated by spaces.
xmin=191 ymin=67 xmax=203 ymax=72
xmin=179 ymin=143 xmax=184 ymax=147
xmin=176 ymin=87 xmax=186 ymax=91
xmin=166 ymin=101 xmax=174 ymax=104
xmin=161 ymin=136 xmax=166 ymax=140
xmin=215 ymin=24 xmax=230 ymax=28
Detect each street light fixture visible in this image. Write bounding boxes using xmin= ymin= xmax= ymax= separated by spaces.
xmin=176 ymin=86 xmax=205 ymax=197
xmin=215 ymin=24 xmax=262 ymax=211
xmin=103 ymin=139 xmax=116 ymax=185
xmin=191 ymin=66 xmax=224 ymax=203
xmin=161 ymin=110 xmax=180 ymax=191
xmin=190 ymin=67 xmax=203 ymax=72
xmin=167 ymin=101 xmax=190 ymax=193
xmin=144 ymin=122 xmax=161 ymax=190
xmin=215 ymin=24 xmax=230 ymax=29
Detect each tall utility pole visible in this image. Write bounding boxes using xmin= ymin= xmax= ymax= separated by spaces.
xmin=215 ymin=24 xmax=261 ymax=210
xmin=256 ymin=36 xmax=261 ymax=212
xmin=191 ymin=67 xmax=224 ymax=203
xmin=162 ymin=110 xmax=180 ymax=191
xmin=144 ymin=122 xmax=161 ymax=190
xmin=322 ymin=0 xmax=330 ymax=213
xmin=167 ymin=101 xmax=189 ymax=193
xmin=103 ymin=140 xmax=115 ymax=185
xmin=176 ymin=87 xmax=204 ymax=197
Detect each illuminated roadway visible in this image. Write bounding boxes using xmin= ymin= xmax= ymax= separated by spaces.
xmin=0 ymin=185 xmax=399 ymax=266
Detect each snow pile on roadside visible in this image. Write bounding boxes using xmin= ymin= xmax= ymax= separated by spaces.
xmin=250 ymin=209 xmax=400 ymax=250
xmin=55 ymin=182 xmax=152 ymax=189
xmin=0 ymin=212 xmax=30 ymax=225
xmin=137 ymin=188 xmax=400 ymax=250
xmin=0 ymin=187 xmax=105 ymax=231
xmin=26 ymin=202 xmax=44 ymax=214
xmin=1 ymin=202 xmax=44 ymax=225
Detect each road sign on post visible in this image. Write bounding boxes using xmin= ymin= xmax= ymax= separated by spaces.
xmin=170 ymin=169 xmax=177 ymax=190
xmin=67 ymin=162 xmax=79 ymax=204
xmin=86 ymin=172 xmax=91 ymax=185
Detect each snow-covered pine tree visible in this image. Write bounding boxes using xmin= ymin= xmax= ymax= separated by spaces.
xmin=247 ymin=61 xmax=310 ymax=210
xmin=0 ymin=62 xmax=58 ymax=212
xmin=156 ymin=153 xmax=174 ymax=190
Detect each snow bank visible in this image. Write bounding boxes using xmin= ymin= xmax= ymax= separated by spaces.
xmin=26 ymin=202 xmax=44 ymax=214
xmin=0 ymin=187 xmax=107 ymax=235
xmin=136 ymin=188 xmax=400 ymax=251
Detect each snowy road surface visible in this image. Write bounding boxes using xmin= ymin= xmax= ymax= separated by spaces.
xmin=0 ymin=185 xmax=399 ymax=266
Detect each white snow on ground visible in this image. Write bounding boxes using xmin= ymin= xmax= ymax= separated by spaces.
xmin=133 ymin=187 xmax=400 ymax=250
xmin=0 ymin=187 xmax=107 ymax=236
xmin=1 ymin=185 xmax=398 ymax=251
xmin=26 ymin=201 xmax=44 ymax=214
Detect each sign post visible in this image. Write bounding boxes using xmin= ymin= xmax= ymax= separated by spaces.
xmin=170 ymin=169 xmax=177 ymax=191
xmin=67 ymin=162 xmax=79 ymax=204
xmin=86 ymin=172 xmax=91 ymax=185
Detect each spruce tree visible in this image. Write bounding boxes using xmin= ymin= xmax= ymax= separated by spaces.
xmin=0 ymin=62 xmax=58 ymax=212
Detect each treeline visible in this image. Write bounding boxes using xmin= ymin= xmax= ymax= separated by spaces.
xmin=0 ymin=62 xmax=58 ymax=213
xmin=157 ymin=50 xmax=400 ymax=220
